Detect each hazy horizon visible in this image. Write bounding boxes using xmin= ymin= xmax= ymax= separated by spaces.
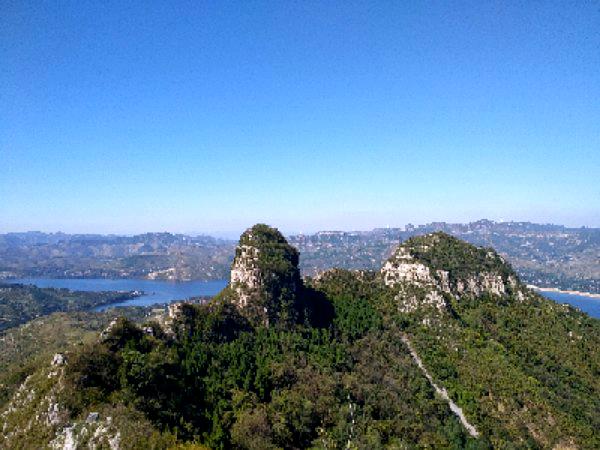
xmin=1 ymin=216 xmax=597 ymax=240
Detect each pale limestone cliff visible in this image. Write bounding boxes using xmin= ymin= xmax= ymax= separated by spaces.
xmin=0 ymin=356 xmax=121 ymax=450
xmin=230 ymin=243 xmax=263 ymax=308
xmin=381 ymin=233 xmax=525 ymax=313
xmin=228 ymin=224 xmax=301 ymax=325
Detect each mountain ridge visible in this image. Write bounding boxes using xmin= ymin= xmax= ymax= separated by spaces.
xmin=1 ymin=224 xmax=598 ymax=449
xmin=2 ymin=220 xmax=598 ymax=294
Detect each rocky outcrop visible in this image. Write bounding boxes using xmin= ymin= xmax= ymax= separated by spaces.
xmin=1 ymin=360 xmax=66 ymax=446
xmin=381 ymin=248 xmax=435 ymax=288
xmin=1 ymin=354 xmax=150 ymax=450
xmin=396 ymin=289 xmax=447 ymax=313
xmin=0 ymin=355 xmax=121 ymax=450
xmin=49 ymin=415 xmax=121 ymax=450
xmin=51 ymin=353 xmax=66 ymax=366
xmin=455 ymin=273 xmax=519 ymax=297
xmin=229 ymin=224 xmax=302 ymax=325
xmin=381 ymin=232 xmax=526 ymax=313
xmin=100 ymin=318 xmax=119 ymax=341
xmin=230 ymin=243 xmax=264 ymax=308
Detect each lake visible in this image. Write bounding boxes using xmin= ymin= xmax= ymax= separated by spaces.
xmin=537 ymin=290 xmax=600 ymax=319
xmin=5 ymin=278 xmax=600 ymax=319
xmin=7 ymin=278 xmax=228 ymax=310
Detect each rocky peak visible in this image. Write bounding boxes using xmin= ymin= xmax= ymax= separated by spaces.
xmin=381 ymin=246 xmax=436 ymax=288
xmin=381 ymin=233 xmax=523 ymax=311
xmin=229 ymin=224 xmax=301 ymax=325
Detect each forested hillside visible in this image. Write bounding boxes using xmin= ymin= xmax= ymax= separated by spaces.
xmin=0 ymin=283 xmax=139 ymax=331
xmin=0 ymin=308 xmax=148 ymax=408
xmin=1 ymin=226 xmax=598 ymax=449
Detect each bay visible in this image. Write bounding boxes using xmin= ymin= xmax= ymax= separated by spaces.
xmin=5 ymin=278 xmax=600 ymax=318
xmin=7 ymin=278 xmax=228 ymax=310
xmin=538 ymin=290 xmax=600 ymax=319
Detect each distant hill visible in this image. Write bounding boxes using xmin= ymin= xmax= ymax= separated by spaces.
xmin=0 ymin=283 xmax=140 ymax=331
xmin=0 ymin=232 xmax=235 ymax=281
xmin=1 ymin=220 xmax=598 ymax=293
xmin=289 ymin=220 xmax=600 ymax=294
xmin=1 ymin=224 xmax=598 ymax=449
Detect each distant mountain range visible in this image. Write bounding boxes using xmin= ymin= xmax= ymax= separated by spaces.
xmin=0 ymin=232 xmax=234 ymax=281
xmin=289 ymin=220 xmax=600 ymax=294
xmin=1 ymin=219 xmax=599 ymax=293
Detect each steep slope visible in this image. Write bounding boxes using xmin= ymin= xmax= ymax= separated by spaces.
xmin=0 ymin=357 xmax=172 ymax=449
xmin=0 ymin=309 xmax=166 ymax=449
xmin=1 ymin=226 xmax=598 ymax=449
xmin=381 ymin=232 xmax=524 ymax=311
xmin=0 ymin=283 xmax=139 ymax=331
xmin=0 ymin=309 xmax=149 ymax=408
xmin=381 ymin=233 xmax=600 ymax=449
xmin=228 ymin=224 xmax=302 ymax=325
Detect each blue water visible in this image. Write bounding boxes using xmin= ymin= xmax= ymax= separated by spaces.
xmin=5 ymin=278 xmax=600 ymax=319
xmin=7 ymin=278 xmax=228 ymax=310
xmin=539 ymin=291 xmax=600 ymax=319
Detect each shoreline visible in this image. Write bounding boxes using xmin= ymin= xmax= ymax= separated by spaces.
xmin=528 ymin=285 xmax=600 ymax=299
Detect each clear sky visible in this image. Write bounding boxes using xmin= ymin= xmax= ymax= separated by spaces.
xmin=2 ymin=1 xmax=599 ymax=236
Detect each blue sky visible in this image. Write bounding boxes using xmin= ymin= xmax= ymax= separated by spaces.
xmin=2 ymin=1 xmax=599 ymax=235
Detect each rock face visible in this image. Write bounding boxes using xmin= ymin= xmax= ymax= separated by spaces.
xmin=229 ymin=224 xmax=302 ymax=325
xmin=381 ymin=247 xmax=436 ymax=288
xmin=51 ymin=353 xmax=66 ymax=366
xmin=230 ymin=243 xmax=263 ymax=308
xmin=381 ymin=232 xmax=524 ymax=313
